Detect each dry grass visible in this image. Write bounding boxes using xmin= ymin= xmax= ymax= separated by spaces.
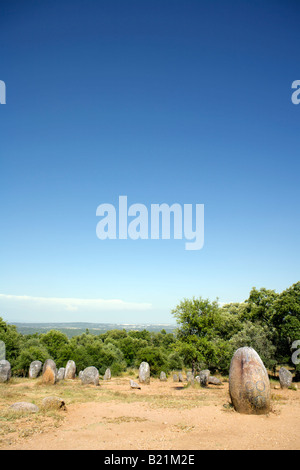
xmin=1 ymin=375 xmax=298 ymax=449
xmin=0 ymin=375 xmax=221 ymax=443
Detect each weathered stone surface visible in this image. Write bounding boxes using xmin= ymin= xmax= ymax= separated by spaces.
xmin=208 ymin=376 xmax=222 ymax=385
xmin=57 ymin=368 xmax=65 ymax=381
xmin=178 ymin=372 xmax=184 ymax=382
xmin=0 ymin=360 xmax=11 ymax=383
xmin=199 ymin=369 xmax=210 ymax=387
xmin=78 ymin=371 xmax=83 ymax=380
xmin=65 ymin=360 xmax=76 ymax=379
xmin=139 ymin=362 xmax=150 ymax=384
xmin=229 ymin=347 xmax=271 ymax=415
xmin=160 ymin=371 xmax=167 ymax=381
xmin=80 ymin=366 xmax=99 ymax=386
xmin=279 ymin=367 xmax=293 ymax=389
xmin=29 ymin=360 xmax=42 ymax=379
xmin=42 ymin=396 xmax=66 ymax=410
xmin=186 ymin=371 xmax=193 ymax=381
xmin=130 ymin=379 xmax=141 ymax=389
xmin=103 ymin=368 xmax=111 ymax=380
xmin=42 ymin=359 xmax=57 ymax=384
xmin=173 ymin=373 xmax=178 ymax=382
xmin=188 ymin=374 xmax=195 ymax=385
xmin=10 ymin=402 xmax=39 ymax=413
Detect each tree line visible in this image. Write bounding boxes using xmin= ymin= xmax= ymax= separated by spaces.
xmin=0 ymin=282 xmax=299 ymax=379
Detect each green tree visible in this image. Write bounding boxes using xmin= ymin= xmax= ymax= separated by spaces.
xmin=229 ymin=321 xmax=276 ymax=371
xmin=243 ymin=287 xmax=278 ymax=323
xmin=0 ymin=317 xmax=22 ymax=368
xmin=40 ymin=330 xmax=69 ymax=362
xmin=118 ymin=336 xmax=148 ymax=367
xmin=14 ymin=341 xmax=49 ymax=376
xmin=272 ymin=282 xmax=300 ymax=364
xmin=172 ymin=297 xmax=221 ymax=340
xmin=135 ymin=346 xmax=168 ymax=376
xmin=172 ymin=297 xmax=225 ymax=372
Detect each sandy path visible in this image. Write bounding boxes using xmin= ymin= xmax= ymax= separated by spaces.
xmin=5 ymin=380 xmax=300 ymax=450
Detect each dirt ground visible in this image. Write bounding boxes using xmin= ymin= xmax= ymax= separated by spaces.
xmin=0 ymin=375 xmax=299 ymax=450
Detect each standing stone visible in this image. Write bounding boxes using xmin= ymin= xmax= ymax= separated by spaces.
xmin=103 ymin=368 xmax=111 ymax=381
xmin=139 ymin=362 xmax=150 ymax=384
xmin=42 ymin=359 xmax=57 ymax=385
xmin=186 ymin=371 xmax=193 ymax=381
xmin=173 ymin=373 xmax=179 ymax=382
xmin=29 ymin=360 xmax=42 ymax=379
xmin=279 ymin=367 xmax=293 ymax=389
xmin=160 ymin=371 xmax=167 ymax=382
xmin=78 ymin=371 xmax=83 ymax=380
xmin=199 ymin=369 xmax=210 ymax=387
xmin=65 ymin=360 xmax=76 ymax=379
xmin=178 ymin=372 xmax=184 ymax=382
xmin=187 ymin=372 xmax=195 ymax=385
xmin=229 ymin=347 xmax=271 ymax=415
xmin=0 ymin=360 xmax=11 ymax=383
xmin=57 ymin=368 xmax=65 ymax=382
xmin=80 ymin=366 xmax=99 ymax=386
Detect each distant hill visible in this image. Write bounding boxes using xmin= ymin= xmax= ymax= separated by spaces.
xmin=10 ymin=322 xmax=177 ymax=338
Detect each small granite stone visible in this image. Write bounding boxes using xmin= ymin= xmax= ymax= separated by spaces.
xmin=103 ymin=368 xmax=111 ymax=380
xmin=279 ymin=367 xmax=293 ymax=389
xmin=0 ymin=360 xmax=11 ymax=383
xmin=160 ymin=371 xmax=167 ymax=381
xmin=10 ymin=402 xmax=39 ymax=413
xmin=80 ymin=366 xmax=100 ymax=386
xmin=130 ymin=379 xmax=141 ymax=389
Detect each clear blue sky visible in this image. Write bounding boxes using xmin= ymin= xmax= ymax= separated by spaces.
xmin=0 ymin=0 xmax=299 ymax=323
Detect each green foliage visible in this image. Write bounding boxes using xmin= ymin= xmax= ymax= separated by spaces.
xmin=229 ymin=321 xmax=276 ymax=370
xmin=40 ymin=330 xmax=69 ymax=362
xmin=14 ymin=342 xmax=49 ymax=376
xmin=166 ymin=351 xmax=184 ymax=371
xmin=135 ymin=346 xmax=168 ymax=376
xmin=243 ymin=287 xmax=278 ymax=323
xmin=172 ymin=297 xmax=221 ymax=340
xmin=172 ymin=296 xmax=234 ymax=373
xmin=171 ymin=282 xmax=300 ymax=374
xmin=117 ymin=336 xmax=148 ymax=367
xmin=0 ymin=317 xmax=22 ymax=368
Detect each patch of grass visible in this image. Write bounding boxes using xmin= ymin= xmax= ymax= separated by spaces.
xmin=222 ymin=402 xmax=235 ymax=412
xmin=172 ymin=423 xmax=195 ymax=433
xmin=0 ymin=422 xmax=16 ymax=436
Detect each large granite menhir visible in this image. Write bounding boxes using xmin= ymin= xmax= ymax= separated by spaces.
xmin=139 ymin=362 xmax=150 ymax=384
xmin=279 ymin=367 xmax=293 ymax=389
xmin=229 ymin=347 xmax=271 ymax=415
